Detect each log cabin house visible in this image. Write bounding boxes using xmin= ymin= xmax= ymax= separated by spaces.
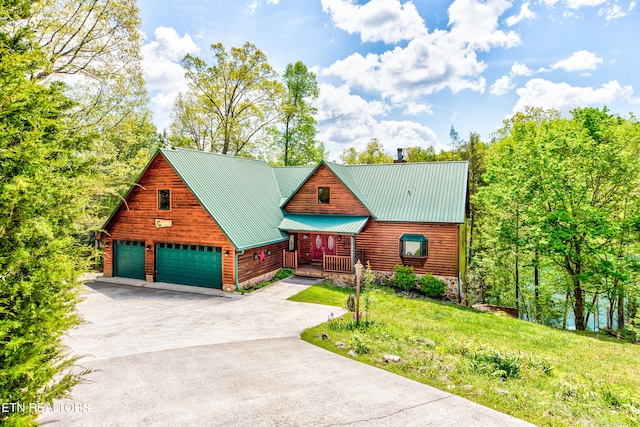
xmin=99 ymin=148 xmax=469 ymax=299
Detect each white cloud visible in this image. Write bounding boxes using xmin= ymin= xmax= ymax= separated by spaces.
xmin=321 ymin=0 xmax=427 ymax=43
xmin=513 ymin=78 xmax=637 ymax=113
xmin=566 ymin=0 xmax=607 ymax=8
xmin=245 ymin=0 xmax=279 ymax=15
xmin=246 ymin=0 xmax=259 ymax=15
xmin=505 ymin=2 xmax=537 ymax=26
xmin=141 ymin=27 xmax=200 ymax=130
xmin=490 ymin=61 xmax=533 ymax=96
xmin=551 ymin=50 xmax=603 ymax=72
xmin=404 ymin=101 xmax=433 ymax=115
xmin=322 ymin=0 xmax=519 ymax=105
xmin=490 ymin=75 xmax=516 ymax=95
xmin=511 ymin=62 xmax=533 ymax=76
xmin=599 ymin=1 xmax=636 ymax=19
xmin=313 ymin=83 xmax=441 ymax=157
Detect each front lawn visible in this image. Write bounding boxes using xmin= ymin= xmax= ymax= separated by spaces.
xmin=289 ymin=284 xmax=640 ymax=427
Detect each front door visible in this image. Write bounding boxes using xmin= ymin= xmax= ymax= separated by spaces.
xmin=311 ymin=234 xmax=337 ymax=261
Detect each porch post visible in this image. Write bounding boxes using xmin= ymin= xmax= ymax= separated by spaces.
xmin=351 ymin=235 xmax=356 ymax=274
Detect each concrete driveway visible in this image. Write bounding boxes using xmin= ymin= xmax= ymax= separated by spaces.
xmin=39 ymin=278 xmax=532 ymax=426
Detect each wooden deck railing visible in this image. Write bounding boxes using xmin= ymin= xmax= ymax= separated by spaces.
xmin=323 ymin=255 xmax=352 ymax=273
xmin=283 ymin=250 xmax=298 ymax=269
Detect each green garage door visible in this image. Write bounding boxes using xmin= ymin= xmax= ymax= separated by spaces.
xmin=155 ymin=243 xmax=222 ymax=289
xmin=114 ymin=240 xmax=145 ymax=280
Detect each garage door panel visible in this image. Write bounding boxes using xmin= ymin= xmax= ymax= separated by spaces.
xmin=156 ymin=243 xmax=222 ymax=289
xmin=115 ymin=240 xmax=145 ymax=280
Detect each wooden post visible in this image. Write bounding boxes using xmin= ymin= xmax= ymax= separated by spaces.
xmin=354 ymin=259 xmax=363 ymax=322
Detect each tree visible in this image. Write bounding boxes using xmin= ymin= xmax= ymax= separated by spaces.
xmin=173 ymin=42 xmax=283 ymax=156
xmin=405 ymin=146 xmax=437 ymax=162
xmin=24 ymin=0 xmax=142 ymax=81
xmin=1 ymin=2 xmax=91 ymax=424
xmin=477 ymin=107 xmax=640 ymax=330
xmin=272 ymin=61 xmax=325 ymax=165
xmin=340 ymin=138 xmax=393 ymax=164
xmin=10 ymin=0 xmax=159 ymax=236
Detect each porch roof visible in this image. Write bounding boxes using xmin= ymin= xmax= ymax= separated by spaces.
xmin=278 ymin=214 xmax=369 ymax=235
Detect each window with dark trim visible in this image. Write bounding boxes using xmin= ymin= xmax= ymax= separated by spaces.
xmin=318 ymin=186 xmax=330 ymax=204
xmin=400 ymin=234 xmax=428 ymax=258
xmin=158 ymin=189 xmax=171 ymax=210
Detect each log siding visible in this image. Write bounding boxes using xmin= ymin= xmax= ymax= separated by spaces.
xmin=104 ymin=154 xmax=236 ymax=289
xmin=356 ymin=221 xmax=459 ymax=277
xmin=284 ymin=164 xmax=371 ymax=216
xmin=238 ymin=241 xmax=288 ymax=283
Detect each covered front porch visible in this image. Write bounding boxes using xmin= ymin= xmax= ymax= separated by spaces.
xmin=278 ymin=214 xmax=369 ymax=276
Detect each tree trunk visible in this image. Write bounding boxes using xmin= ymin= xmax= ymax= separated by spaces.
xmin=573 ymin=277 xmax=585 ymax=330
xmin=562 ymin=289 xmax=570 ymax=329
xmin=617 ymin=288 xmax=625 ymax=330
xmin=284 ymin=117 xmax=290 ymax=166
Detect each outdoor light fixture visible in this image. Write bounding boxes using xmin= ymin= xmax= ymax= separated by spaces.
xmin=254 ymin=253 xmax=259 ymax=260
xmin=146 ymin=245 xmax=152 ymax=251
xmin=224 ymin=250 xmax=229 ymax=257
xmin=266 ymin=250 xmax=271 ymax=256
xmin=105 ymin=241 xmax=110 ymax=248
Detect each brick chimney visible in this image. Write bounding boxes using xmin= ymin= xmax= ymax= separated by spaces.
xmin=394 ymin=147 xmax=407 ymax=163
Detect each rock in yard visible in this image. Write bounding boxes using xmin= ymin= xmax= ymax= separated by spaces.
xmin=335 ymin=341 xmax=346 ymax=349
xmin=383 ymin=354 xmax=401 ymax=363
xmin=334 ymin=278 xmax=346 ymax=287
xmin=348 ymin=350 xmax=358 ymax=358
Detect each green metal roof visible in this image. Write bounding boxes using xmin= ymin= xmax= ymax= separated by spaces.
xmin=160 ymin=148 xmax=287 ymax=250
xmin=272 ymin=166 xmax=314 ymax=201
xmin=347 ymin=162 xmax=468 ymax=223
xmin=104 ymin=150 xmax=467 ymax=251
xmin=279 ymin=214 xmax=369 ymax=235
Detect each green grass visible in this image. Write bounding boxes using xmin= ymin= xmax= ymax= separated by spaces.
xmin=289 ymin=284 xmax=640 ymax=427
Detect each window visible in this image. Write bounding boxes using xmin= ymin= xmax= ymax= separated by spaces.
xmin=400 ymin=234 xmax=428 ymax=258
xmin=158 ymin=189 xmax=170 ymax=210
xmin=318 ymin=186 xmax=330 ymax=204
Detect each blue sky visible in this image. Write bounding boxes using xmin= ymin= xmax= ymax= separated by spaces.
xmin=138 ymin=0 xmax=640 ymax=160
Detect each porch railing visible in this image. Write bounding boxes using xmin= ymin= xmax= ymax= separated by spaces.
xmin=323 ymin=254 xmax=352 ymax=274
xmin=283 ymin=250 xmax=298 ymax=270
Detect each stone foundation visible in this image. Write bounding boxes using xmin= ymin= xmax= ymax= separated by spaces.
xmin=238 ymin=269 xmax=279 ymax=290
xmin=430 ymin=275 xmax=459 ymax=301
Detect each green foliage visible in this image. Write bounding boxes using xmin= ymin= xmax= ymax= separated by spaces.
xmin=328 ymin=319 xmax=376 ymax=332
xmin=271 ymin=61 xmax=326 ymax=166
xmin=298 ymin=284 xmax=640 ymax=426
xmin=340 ymin=138 xmax=392 ymax=164
xmin=393 ymin=265 xmax=416 ymax=291
xmin=350 ymin=335 xmax=370 ymax=355
xmin=474 ymin=106 xmax=640 ymax=330
xmin=173 ymin=41 xmax=283 ymax=156
xmin=466 ymin=347 xmax=522 ymax=379
xmin=274 ymin=268 xmax=295 ymax=281
xmin=419 ymin=274 xmax=445 ymax=299
xmin=1 ymin=11 xmax=91 ymax=424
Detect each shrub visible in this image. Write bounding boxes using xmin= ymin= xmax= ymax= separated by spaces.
xmin=274 ymin=267 xmax=295 ymax=281
xmin=350 ymin=335 xmax=370 ymax=355
xmin=419 ymin=274 xmax=446 ymax=299
xmin=393 ymin=265 xmax=416 ymax=291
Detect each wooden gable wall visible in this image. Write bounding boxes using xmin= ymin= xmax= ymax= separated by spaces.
xmin=283 ymin=164 xmax=371 ymax=216
xmin=103 ymin=153 xmax=236 ymax=288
